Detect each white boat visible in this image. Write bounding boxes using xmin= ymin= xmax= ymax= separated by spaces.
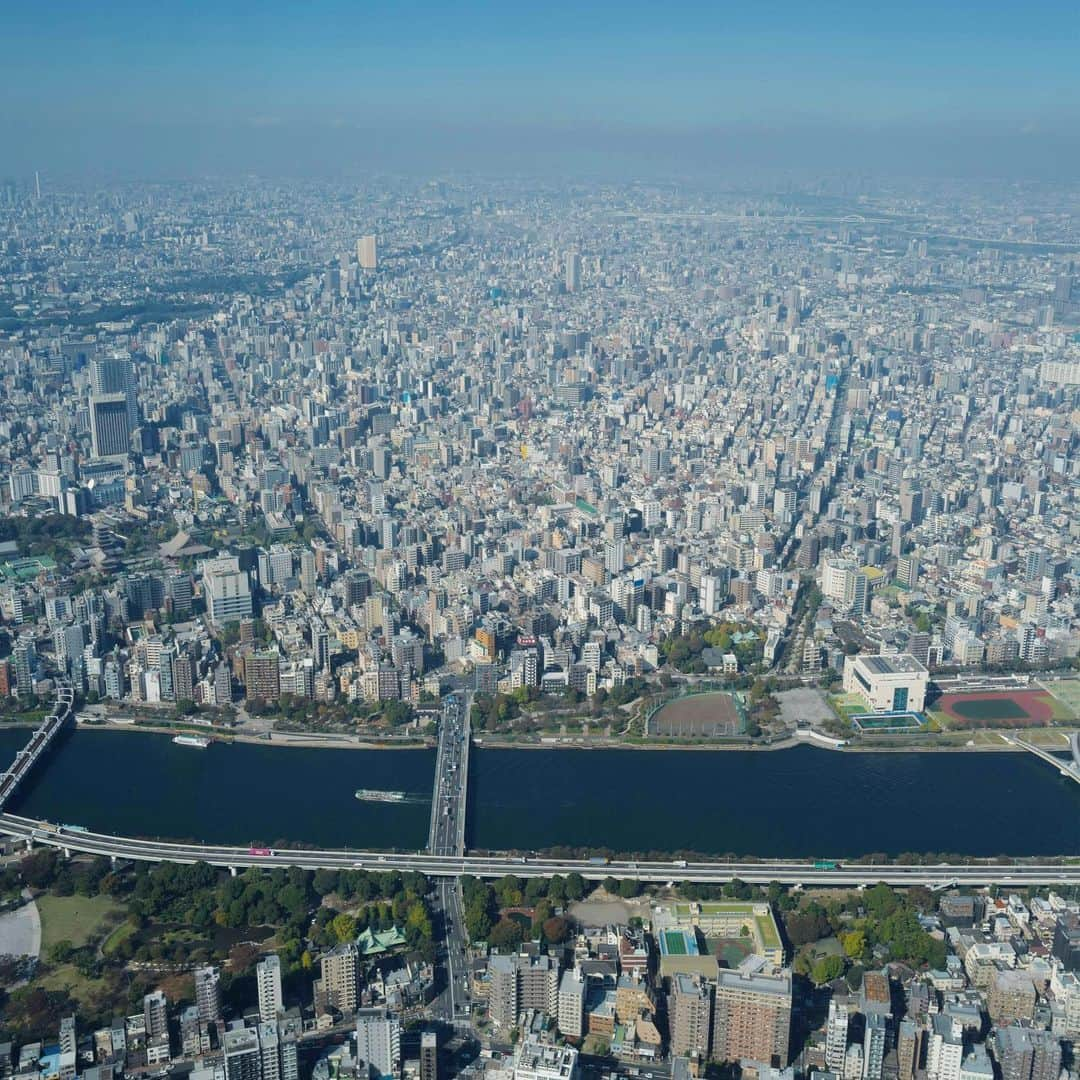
xmin=355 ymin=789 xmax=407 ymax=803
xmin=173 ymin=734 xmax=211 ymax=749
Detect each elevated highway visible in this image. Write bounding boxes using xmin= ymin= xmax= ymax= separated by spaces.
xmin=1 ymin=812 xmax=1078 ymax=886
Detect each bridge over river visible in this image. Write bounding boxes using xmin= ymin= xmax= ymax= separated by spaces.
xmin=1 ymin=686 xmax=1079 ymax=888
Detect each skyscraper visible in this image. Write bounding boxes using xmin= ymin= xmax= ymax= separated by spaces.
xmin=90 ymin=393 xmax=132 ymax=458
xmin=90 ymin=353 xmax=139 ymax=429
xmin=565 ymin=251 xmax=582 ymax=292
xmin=358 ymin=235 xmax=377 ymax=270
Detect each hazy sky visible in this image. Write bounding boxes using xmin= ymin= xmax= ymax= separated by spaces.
xmin=4 ymin=0 xmax=1079 ymax=179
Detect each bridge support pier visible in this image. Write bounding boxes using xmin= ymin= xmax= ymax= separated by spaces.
xmin=110 ymin=855 xmax=117 ymax=868
xmin=24 ymin=838 xmax=32 ymax=850
xmin=63 ymin=847 xmax=71 ymax=858
xmin=229 ymin=866 xmax=237 ymax=877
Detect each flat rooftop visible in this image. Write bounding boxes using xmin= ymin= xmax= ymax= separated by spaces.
xmin=859 ymin=653 xmax=927 ymax=676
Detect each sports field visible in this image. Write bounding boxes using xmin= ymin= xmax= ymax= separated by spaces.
xmin=1038 ymin=679 xmax=1080 ymax=720
xmin=935 ymin=690 xmax=1056 ymax=727
xmin=663 ymin=930 xmax=688 ymax=955
xmin=651 ymin=691 xmax=744 ymax=737
xmin=714 ymin=936 xmax=755 ymax=968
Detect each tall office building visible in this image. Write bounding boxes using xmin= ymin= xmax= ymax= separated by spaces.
xmin=202 ymin=556 xmax=254 ymax=626
xmin=90 ymin=393 xmax=132 ymax=458
xmin=194 ymin=965 xmax=223 ymax=1023
xmin=257 ymin=955 xmax=284 ymax=1023
xmin=711 ymin=970 xmax=792 ymax=1067
xmin=355 ymin=1009 xmax=401 ymax=1080
xmin=90 ymin=353 xmax=139 ymax=429
xmin=358 ymin=235 xmax=378 ymax=270
xmin=565 ymin=251 xmax=582 ymax=292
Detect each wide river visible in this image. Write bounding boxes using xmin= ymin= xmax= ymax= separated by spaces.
xmin=1 ymin=728 xmax=1078 ymax=857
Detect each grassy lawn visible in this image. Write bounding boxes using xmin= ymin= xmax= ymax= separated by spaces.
xmin=1020 ymin=727 xmax=1076 ymax=747
xmin=1038 ymin=679 xmax=1080 ymax=719
xmin=35 ymin=962 xmax=113 ymax=1010
xmin=101 ymin=919 xmax=136 ymax=957
xmin=755 ymin=913 xmax=781 ymax=948
xmin=37 ymin=893 xmax=123 ymax=951
xmin=582 ymin=1035 xmax=610 ymax=1057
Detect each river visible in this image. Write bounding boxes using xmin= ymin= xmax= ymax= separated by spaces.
xmin=1 ymin=728 xmax=1077 ymax=858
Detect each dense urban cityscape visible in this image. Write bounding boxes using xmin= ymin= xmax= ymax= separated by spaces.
xmin=0 ymin=166 xmax=1076 ymax=1080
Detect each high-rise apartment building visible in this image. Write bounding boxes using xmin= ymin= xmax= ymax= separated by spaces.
xmin=711 ymin=970 xmax=792 ymax=1067
xmin=355 ymin=1009 xmax=401 ymax=1080
xmin=223 ymin=1026 xmax=261 ymax=1080
xmin=194 ymin=965 xmax=222 ymax=1023
xmin=669 ymin=973 xmax=712 ymax=1059
xmin=826 ymin=997 xmax=850 ymax=1071
xmin=143 ymin=990 xmax=170 ymax=1040
xmin=244 ymin=651 xmax=281 ymax=702
xmin=488 ymin=954 xmax=559 ymax=1031
xmin=257 ymin=954 xmax=284 ymax=1023
xmin=994 ymin=1027 xmax=1062 ymax=1080
xmin=420 ymin=1031 xmax=438 ymax=1080
xmin=314 ymin=943 xmax=360 ymax=1015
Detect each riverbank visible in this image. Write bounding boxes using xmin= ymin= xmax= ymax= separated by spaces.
xmin=74 ymin=719 xmax=431 ymax=751
xmin=69 ymin=718 xmax=1079 ymax=756
xmin=473 ymin=730 xmax=1079 ymax=753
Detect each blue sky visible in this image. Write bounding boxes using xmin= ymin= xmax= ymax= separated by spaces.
xmin=4 ymin=0 xmax=1078 ymax=178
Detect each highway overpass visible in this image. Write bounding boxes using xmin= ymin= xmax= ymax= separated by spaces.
xmin=1 ymin=812 xmax=1079 ymax=887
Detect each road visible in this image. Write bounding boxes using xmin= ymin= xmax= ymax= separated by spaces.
xmin=3 ymin=812 xmax=1078 ymax=886
xmin=428 ymin=693 xmax=469 ymax=858
xmin=427 ymin=692 xmax=472 ymax=1025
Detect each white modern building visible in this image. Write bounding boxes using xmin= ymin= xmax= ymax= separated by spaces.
xmin=843 ymin=652 xmax=928 ymax=712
